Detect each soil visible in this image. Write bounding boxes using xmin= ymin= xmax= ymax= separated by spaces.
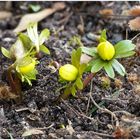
xmin=0 ymin=1 xmax=140 ymax=139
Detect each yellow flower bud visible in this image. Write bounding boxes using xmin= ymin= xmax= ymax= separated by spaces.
xmin=59 ymin=64 xmax=78 ymax=81
xmin=18 ymin=58 xmax=36 ymax=74
xmin=97 ymin=41 xmax=115 ymax=60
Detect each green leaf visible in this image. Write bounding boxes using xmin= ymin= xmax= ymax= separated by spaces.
xmin=16 ymin=56 xmax=34 ymax=67
xmin=19 ymin=68 xmax=38 ymax=86
xmin=40 ymin=45 xmax=50 ymax=54
xmin=27 ymin=22 xmax=38 ymax=41
xmin=27 ymin=22 xmax=39 ymax=50
xmin=84 ymin=60 xmax=95 ymax=72
xmin=91 ymin=59 xmax=105 ymax=73
xmin=104 ymin=62 xmax=115 ymax=79
xmin=10 ymin=39 xmax=25 ymax=59
xmin=81 ymin=47 xmax=98 ymax=57
xmin=24 ymin=77 xmax=32 ymax=86
xmin=71 ymin=85 xmax=77 ymax=96
xmin=75 ymin=78 xmax=83 ymax=90
xmin=1 ymin=47 xmax=11 ymax=58
xmin=85 ymin=65 xmax=92 ymax=72
xmin=39 ymin=28 xmax=50 ymax=45
xmin=24 ymin=69 xmax=38 ymax=79
xmin=18 ymin=33 xmax=32 ymax=50
xmin=112 ymin=59 xmax=125 ymax=76
xmin=79 ymin=63 xmax=87 ymax=75
xmin=71 ymin=49 xmax=76 ymax=66
xmin=99 ymin=29 xmax=107 ymax=42
xmin=71 ymin=48 xmax=81 ymax=67
xmin=114 ymin=40 xmax=136 ymax=58
xmin=29 ymin=4 xmax=41 ymax=12
xmin=76 ymin=47 xmax=82 ymax=63
xmin=115 ymin=51 xmax=135 ymax=58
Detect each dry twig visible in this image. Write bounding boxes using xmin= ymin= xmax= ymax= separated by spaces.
xmin=62 ymin=99 xmax=95 ymax=122
xmin=88 ymin=80 xmax=119 ymax=127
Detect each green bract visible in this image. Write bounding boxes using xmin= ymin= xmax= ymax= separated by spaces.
xmin=17 ymin=57 xmax=36 ymax=74
xmin=16 ymin=57 xmax=38 ymax=85
xmin=81 ymin=29 xmax=136 ymax=79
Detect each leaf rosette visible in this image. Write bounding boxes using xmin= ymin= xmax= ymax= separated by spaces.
xmin=81 ymin=29 xmax=136 ymax=78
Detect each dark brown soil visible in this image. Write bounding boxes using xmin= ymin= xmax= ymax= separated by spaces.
xmin=0 ymin=1 xmax=140 ymax=139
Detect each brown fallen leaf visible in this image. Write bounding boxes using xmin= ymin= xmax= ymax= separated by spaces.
xmin=0 ymin=11 xmax=12 ymax=20
xmin=134 ymin=84 xmax=140 ymax=95
xmin=129 ymin=17 xmax=140 ymax=30
xmin=14 ymin=2 xmax=66 ymax=33
xmin=129 ymin=6 xmax=140 ymax=16
xmin=66 ymin=119 xmax=75 ymax=135
xmin=22 ymin=128 xmax=44 ymax=137
xmin=99 ymin=9 xmax=114 ymax=16
xmin=0 ymin=84 xmax=18 ymax=100
xmin=113 ymin=126 xmax=131 ymax=139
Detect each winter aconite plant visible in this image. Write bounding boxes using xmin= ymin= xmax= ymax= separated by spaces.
xmin=57 ymin=30 xmax=136 ymax=101
xmin=81 ymin=29 xmax=136 ymax=78
xmin=1 ymin=22 xmax=50 ymax=100
xmin=58 ymin=48 xmax=87 ymax=100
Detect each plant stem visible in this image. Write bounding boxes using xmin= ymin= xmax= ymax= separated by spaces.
xmin=83 ymin=73 xmax=96 ymax=88
xmin=56 ymin=73 xmax=96 ymax=103
xmin=36 ymin=52 xmax=42 ymax=59
xmin=7 ymin=65 xmax=22 ymax=102
xmin=60 ymin=86 xmax=71 ymax=100
xmin=55 ymin=85 xmax=71 ymax=103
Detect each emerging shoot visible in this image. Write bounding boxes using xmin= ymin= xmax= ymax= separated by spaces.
xmin=1 ymin=22 xmax=50 ymax=101
xmin=58 ymin=48 xmax=87 ymax=100
xmin=27 ymin=22 xmax=50 ymax=56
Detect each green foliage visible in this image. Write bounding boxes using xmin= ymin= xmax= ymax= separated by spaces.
xmin=28 ymin=4 xmax=41 ymax=12
xmin=99 ymin=29 xmax=107 ymax=42
xmin=15 ymin=57 xmax=38 ymax=85
xmin=18 ymin=33 xmax=32 ymax=50
xmin=114 ymin=40 xmax=136 ymax=58
xmin=91 ymin=59 xmax=105 ymax=73
xmin=27 ymin=22 xmax=50 ymax=54
xmin=40 ymin=45 xmax=50 ymax=54
xmin=104 ymin=62 xmax=115 ymax=79
xmin=1 ymin=47 xmax=11 ymax=59
xmin=81 ymin=47 xmax=98 ymax=57
xmin=60 ymin=47 xmax=87 ymax=97
xmin=39 ymin=29 xmax=50 ymax=45
xmin=75 ymin=77 xmax=83 ymax=90
xmin=10 ymin=39 xmax=26 ymax=60
xmin=111 ymin=59 xmax=125 ymax=76
xmin=1 ymin=22 xmax=50 ymax=86
xmin=81 ymin=29 xmax=136 ymax=79
xmin=71 ymin=47 xmax=82 ymax=68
